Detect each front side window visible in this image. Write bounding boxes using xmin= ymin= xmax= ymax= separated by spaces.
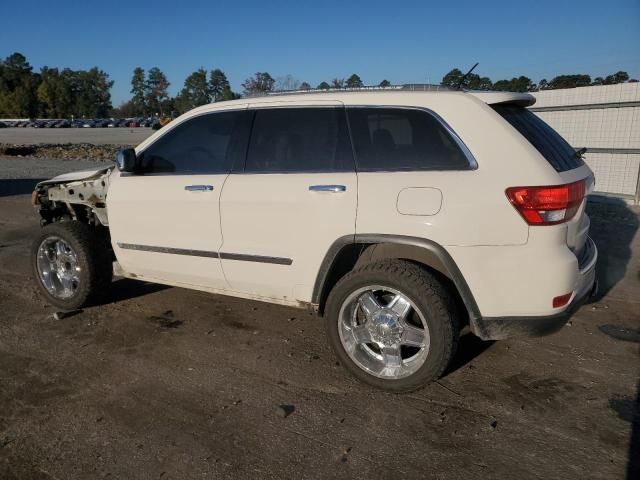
xmin=139 ymin=110 xmax=250 ymax=174
xmin=347 ymin=108 xmax=471 ymax=171
xmin=245 ymin=107 xmax=353 ymax=173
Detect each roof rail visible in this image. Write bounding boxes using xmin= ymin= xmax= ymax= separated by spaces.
xmin=256 ymin=83 xmax=452 ymax=97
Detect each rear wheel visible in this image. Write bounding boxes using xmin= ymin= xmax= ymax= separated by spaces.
xmin=32 ymin=222 xmax=112 ymax=310
xmin=325 ymin=260 xmax=459 ymax=392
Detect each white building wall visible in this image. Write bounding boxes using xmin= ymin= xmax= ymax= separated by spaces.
xmin=530 ymin=83 xmax=640 ymax=201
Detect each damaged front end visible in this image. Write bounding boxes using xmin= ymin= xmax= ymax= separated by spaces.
xmin=32 ymin=167 xmax=114 ymax=227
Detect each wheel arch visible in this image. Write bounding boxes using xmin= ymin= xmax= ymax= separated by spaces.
xmin=313 ymin=234 xmax=481 ymax=322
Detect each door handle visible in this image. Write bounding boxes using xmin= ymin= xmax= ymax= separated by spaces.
xmin=308 ymin=185 xmax=346 ymax=193
xmin=184 ymin=185 xmax=214 ymax=192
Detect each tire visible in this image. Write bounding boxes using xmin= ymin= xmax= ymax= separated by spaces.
xmin=325 ymin=260 xmax=459 ymax=392
xmin=31 ymin=221 xmax=113 ymax=310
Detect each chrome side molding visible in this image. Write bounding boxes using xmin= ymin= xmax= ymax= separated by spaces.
xmin=117 ymin=243 xmax=292 ymax=265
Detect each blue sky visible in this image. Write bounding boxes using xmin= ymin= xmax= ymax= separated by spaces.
xmin=2 ymin=0 xmax=639 ymax=106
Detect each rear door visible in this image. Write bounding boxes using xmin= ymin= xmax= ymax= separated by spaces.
xmin=107 ymin=107 xmax=251 ymax=288
xmin=218 ymin=103 xmax=357 ymax=302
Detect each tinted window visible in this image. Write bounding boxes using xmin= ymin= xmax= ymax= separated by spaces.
xmin=140 ymin=110 xmax=250 ymax=174
xmin=492 ymin=105 xmax=584 ymax=172
xmin=348 ymin=108 xmax=471 ymax=171
xmin=245 ymin=108 xmax=353 ymax=173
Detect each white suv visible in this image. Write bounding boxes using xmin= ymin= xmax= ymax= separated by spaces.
xmin=31 ymin=88 xmax=598 ymax=391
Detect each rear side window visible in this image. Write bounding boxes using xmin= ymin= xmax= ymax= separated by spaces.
xmin=347 ymin=108 xmax=472 ymax=171
xmin=245 ymin=108 xmax=353 ymax=173
xmin=140 ymin=110 xmax=250 ymax=174
xmin=492 ymin=105 xmax=584 ymax=172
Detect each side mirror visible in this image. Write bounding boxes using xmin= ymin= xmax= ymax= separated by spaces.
xmin=116 ymin=148 xmax=137 ymax=172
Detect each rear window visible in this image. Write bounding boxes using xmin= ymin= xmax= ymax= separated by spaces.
xmin=492 ymin=105 xmax=584 ymax=172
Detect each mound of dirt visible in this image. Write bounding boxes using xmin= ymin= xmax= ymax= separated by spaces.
xmin=0 ymin=143 xmax=122 ymax=161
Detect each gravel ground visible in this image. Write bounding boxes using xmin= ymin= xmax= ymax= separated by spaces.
xmin=0 ymin=157 xmax=109 ymax=180
xmin=0 ymin=127 xmax=152 ymax=145
xmin=0 ymin=158 xmax=638 ymax=479
xmin=0 ymin=128 xmax=638 ymax=478
xmin=0 ymin=128 xmax=144 ymax=185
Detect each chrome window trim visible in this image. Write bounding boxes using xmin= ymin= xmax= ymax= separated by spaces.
xmin=129 ymin=104 xmax=478 ymax=177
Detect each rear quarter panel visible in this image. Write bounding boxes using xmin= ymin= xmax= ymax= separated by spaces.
xmin=348 ymin=93 xmax=561 ymax=247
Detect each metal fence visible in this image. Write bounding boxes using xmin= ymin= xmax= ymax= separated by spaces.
xmin=530 ymin=83 xmax=640 ymax=204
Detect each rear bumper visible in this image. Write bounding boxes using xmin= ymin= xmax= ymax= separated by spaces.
xmin=471 ymin=237 xmax=598 ymax=341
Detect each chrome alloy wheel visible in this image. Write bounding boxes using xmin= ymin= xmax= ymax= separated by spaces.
xmin=36 ymin=236 xmax=81 ymax=299
xmin=338 ymin=286 xmax=430 ymax=379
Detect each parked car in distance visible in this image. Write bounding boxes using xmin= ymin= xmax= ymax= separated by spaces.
xmin=30 ymin=88 xmax=598 ymax=392
xmin=0 ymin=118 xmax=145 ymax=128
xmin=0 ymin=121 xmax=7 ymax=128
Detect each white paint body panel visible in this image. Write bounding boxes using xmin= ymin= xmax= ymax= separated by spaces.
xmin=107 ymin=171 xmax=228 ymax=288
xmin=219 ymin=172 xmax=357 ymax=301
xmin=38 ymin=167 xmax=112 ymax=186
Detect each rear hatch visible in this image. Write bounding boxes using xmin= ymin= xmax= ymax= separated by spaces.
xmin=491 ymin=104 xmax=595 ymax=260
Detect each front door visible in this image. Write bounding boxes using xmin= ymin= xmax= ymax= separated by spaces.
xmin=108 ymin=107 xmax=251 ymax=288
xmin=218 ymin=103 xmax=357 ymax=303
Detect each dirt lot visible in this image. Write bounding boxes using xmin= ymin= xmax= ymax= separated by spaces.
xmin=0 ymin=161 xmax=639 ymax=479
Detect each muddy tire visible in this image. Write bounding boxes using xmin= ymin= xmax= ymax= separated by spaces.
xmin=325 ymin=260 xmax=459 ymax=392
xmin=31 ymin=221 xmax=112 ymax=310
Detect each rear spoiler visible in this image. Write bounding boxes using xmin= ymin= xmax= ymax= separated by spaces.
xmin=467 ymin=91 xmax=536 ymax=107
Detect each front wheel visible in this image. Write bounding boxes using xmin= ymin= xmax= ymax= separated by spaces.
xmin=325 ymin=260 xmax=459 ymax=392
xmin=31 ymin=221 xmax=113 ymax=310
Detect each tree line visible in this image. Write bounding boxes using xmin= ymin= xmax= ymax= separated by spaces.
xmin=118 ymin=66 xmax=240 ymax=117
xmin=0 ymin=53 xmax=113 ymax=118
xmin=440 ymin=68 xmax=636 ymax=92
xmin=115 ymin=71 xmax=374 ymax=117
xmin=0 ymin=51 xmax=637 ymax=118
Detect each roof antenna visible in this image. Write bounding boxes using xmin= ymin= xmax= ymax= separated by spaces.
xmin=456 ymin=62 xmax=479 ymax=90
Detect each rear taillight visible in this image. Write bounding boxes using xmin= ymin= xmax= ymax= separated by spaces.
xmin=505 ymin=180 xmax=585 ymax=226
